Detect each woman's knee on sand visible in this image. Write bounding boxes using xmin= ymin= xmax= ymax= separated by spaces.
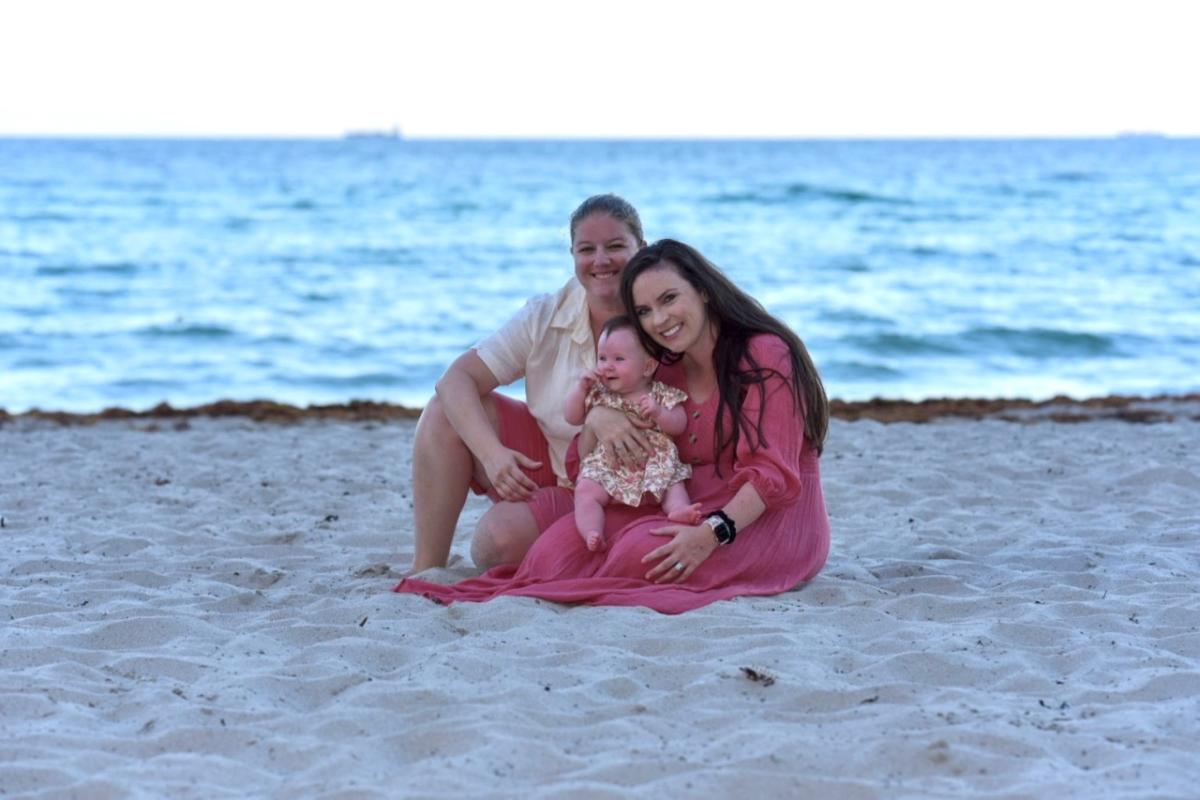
xmin=470 ymin=501 xmax=540 ymax=571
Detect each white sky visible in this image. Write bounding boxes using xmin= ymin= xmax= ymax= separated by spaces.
xmin=1 ymin=0 xmax=1197 ymax=138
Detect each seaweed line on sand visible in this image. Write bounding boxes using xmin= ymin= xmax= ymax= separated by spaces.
xmin=3 ymin=393 xmax=1200 ymax=427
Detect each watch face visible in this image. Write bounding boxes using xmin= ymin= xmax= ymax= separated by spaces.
xmin=706 ymin=516 xmax=731 ymax=542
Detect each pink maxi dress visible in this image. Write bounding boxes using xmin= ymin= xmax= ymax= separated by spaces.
xmin=396 ymin=335 xmax=830 ymax=614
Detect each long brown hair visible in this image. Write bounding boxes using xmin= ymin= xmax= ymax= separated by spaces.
xmin=619 ymin=239 xmax=829 ymax=459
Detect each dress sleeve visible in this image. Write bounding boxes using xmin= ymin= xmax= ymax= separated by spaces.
xmin=728 ymin=336 xmax=807 ymax=509
xmin=650 ymin=381 xmax=688 ymax=410
xmin=473 ymin=296 xmax=543 ymax=386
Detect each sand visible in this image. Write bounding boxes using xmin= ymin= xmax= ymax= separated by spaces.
xmin=2 ymin=402 xmax=1199 ymax=798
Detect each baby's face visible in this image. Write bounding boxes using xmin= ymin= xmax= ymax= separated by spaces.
xmin=595 ymin=328 xmax=655 ymax=395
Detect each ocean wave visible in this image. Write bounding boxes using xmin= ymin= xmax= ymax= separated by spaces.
xmin=109 ymin=377 xmax=181 ymax=390
xmin=823 ymin=360 xmax=904 ymax=379
xmin=0 ymin=248 xmax=39 ymax=261
xmin=962 ymin=327 xmax=1117 ymax=357
xmin=55 ymin=286 xmax=126 ymax=299
xmin=1048 ymin=171 xmax=1096 ymax=183
xmin=707 ymin=182 xmax=907 ymax=206
xmin=36 ymin=262 xmax=141 ymax=276
xmin=822 ymin=259 xmax=872 ymax=273
xmin=276 ymin=372 xmax=407 ymax=389
xmin=905 ymin=245 xmax=950 ymax=258
xmin=981 ymin=184 xmax=1056 ymax=199
xmin=442 ymin=199 xmax=481 ymax=215
xmin=846 ymin=333 xmax=963 ymax=356
xmin=139 ymin=324 xmax=237 ymax=338
xmin=819 ymin=308 xmax=894 ymax=325
xmin=847 ymin=328 xmax=1119 ymax=360
xmin=7 ymin=212 xmax=76 ymax=224
xmin=260 ymin=198 xmax=319 ymax=211
xmin=785 ymin=183 xmax=908 ymax=204
xmin=9 ymin=356 xmax=62 ymax=368
xmin=339 ymin=246 xmax=418 ymax=266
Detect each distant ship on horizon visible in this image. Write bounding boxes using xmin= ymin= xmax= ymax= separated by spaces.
xmin=344 ymin=126 xmax=403 ymax=140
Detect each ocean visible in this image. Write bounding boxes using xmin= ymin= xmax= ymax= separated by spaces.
xmin=1 ymin=137 xmax=1198 ymax=414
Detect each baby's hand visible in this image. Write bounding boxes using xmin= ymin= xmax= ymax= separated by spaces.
xmin=636 ymin=394 xmax=660 ymax=419
xmin=578 ymin=369 xmax=600 ymax=389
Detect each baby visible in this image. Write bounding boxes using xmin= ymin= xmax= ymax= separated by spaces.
xmin=564 ymin=315 xmax=700 ymax=551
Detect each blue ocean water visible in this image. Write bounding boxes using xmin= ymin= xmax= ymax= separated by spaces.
xmin=1 ymin=137 xmax=1198 ymax=413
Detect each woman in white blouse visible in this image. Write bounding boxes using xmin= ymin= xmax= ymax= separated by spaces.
xmin=408 ymin=195 xmax=655 ymax=573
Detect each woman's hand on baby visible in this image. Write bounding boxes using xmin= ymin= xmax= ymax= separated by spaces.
xmin=586 ymin=405 xmax=653 ymax=471
xmin=482 ymin=446 xmax=542 ymax=501
xmin=641 ymin=521 xmax=719 ymax=584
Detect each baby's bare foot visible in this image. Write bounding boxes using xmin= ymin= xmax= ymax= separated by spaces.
xmin=586 ymin=531 xmax=607 ymax=551
xmin=667 ymin=503 xmax=702 ymax=525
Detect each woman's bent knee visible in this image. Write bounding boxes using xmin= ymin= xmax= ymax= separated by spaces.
xmin=415 ymin=394 xmax=455 ymax=443
xmin=471 ymin=503 xmax=539 ymax=570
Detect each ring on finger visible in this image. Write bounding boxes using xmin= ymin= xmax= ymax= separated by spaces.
xmin=673 ymin=562 xmax=685 ymax=572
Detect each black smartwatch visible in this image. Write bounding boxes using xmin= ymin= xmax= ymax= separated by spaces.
xmin=704 ymin=510 xmax=737 ymax=546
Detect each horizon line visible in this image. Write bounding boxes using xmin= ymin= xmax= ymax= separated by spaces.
xmin=0 ymin=131 xmax=1190 ymax=142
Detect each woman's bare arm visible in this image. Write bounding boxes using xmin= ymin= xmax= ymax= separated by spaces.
xmin=436 ymin=350 xmax=541 ymax=500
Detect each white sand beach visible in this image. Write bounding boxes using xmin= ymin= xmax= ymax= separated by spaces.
xmin=3 ymin=404 xmax=1199 ymax=798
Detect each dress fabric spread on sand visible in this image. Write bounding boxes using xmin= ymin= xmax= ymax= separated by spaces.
xmin=396 ymin=335 xmax=830 ymax=614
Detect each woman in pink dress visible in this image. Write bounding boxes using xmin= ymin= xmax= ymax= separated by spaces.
xmin=397 ymin=239 xmax=830 ymax=613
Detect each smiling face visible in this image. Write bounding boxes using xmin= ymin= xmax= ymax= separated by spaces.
xmin=595 ymin=326 xmax=657 ymax=396
xmin=572 ymin=213 xmax=642 ymax=308
xmin=631 ymin=261 xmax=714 ymax=357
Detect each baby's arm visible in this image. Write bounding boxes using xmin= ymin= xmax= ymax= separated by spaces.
xmin=636 ymin=393 xmax=688 ymax=436
xmin=564 ymin=370 xmax=598 ymax=426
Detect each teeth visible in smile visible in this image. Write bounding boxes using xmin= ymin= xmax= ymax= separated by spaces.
xmin=661 ymin=324 xmax=682 ymax=337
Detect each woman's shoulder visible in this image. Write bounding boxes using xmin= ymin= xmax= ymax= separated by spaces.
xmin=743 ymin=333 xmax=794 ymax=371
xmin=518 ymin=279 xmax=578 ymax=317
xmin=494 ymin=279 xmax=585 ymax=336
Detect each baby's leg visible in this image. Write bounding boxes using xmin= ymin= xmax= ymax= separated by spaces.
xmin=573 ymin=478 xmax=612 ymax=551
xmin=662 ymin=482 xmax=701 ymax=525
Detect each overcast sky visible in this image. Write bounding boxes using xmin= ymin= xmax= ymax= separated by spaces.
xmin=2 ymin=0 xmax=1196 ymax=138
